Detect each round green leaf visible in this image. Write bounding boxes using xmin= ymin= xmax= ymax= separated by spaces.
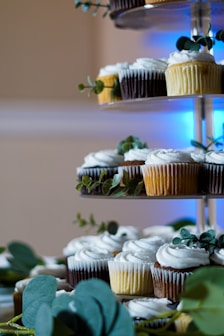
xmin=35 ymin=303 xmax=53 ymax=336
xmin=108 ymin=302 xmax=135 ymax=336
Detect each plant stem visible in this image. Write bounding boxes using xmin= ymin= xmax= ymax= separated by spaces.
xmin=0 ymin=314 xmax=35 ymax=335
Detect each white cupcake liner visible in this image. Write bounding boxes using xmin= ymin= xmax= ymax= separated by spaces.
xmin=118 ymin=165 xmax=143 ymax=185
xmin=141 ymin=163 xmax=200 ymax=196
xmin=67 ymin=256 xmax=110 ymax=272
xmin=151 ymin=264 xmax=192 ymax=302
xmin=108 ymin=260 xmax=153 ymax=295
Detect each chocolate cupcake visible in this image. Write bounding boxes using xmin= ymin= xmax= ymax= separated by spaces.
xmin=201 ymin=151 xmax=224 ymax=194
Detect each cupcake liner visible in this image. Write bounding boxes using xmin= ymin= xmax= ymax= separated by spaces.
xmin=67 ymin=257 xmax=111 ymax=288
xmin=118 ymin=165 xmax=143 ymax=184
xmin=133 ymin=317 xmax=171 ymax=329
xmin=108 ymin=260 xmax=153 ymax=295
xmin=141 ymin=163 xmax=200 ymax=196
xmin=109 ymin=0 xmax=145 ymax=14
xmin=96 ymin=74 xmax=121 ymax=105
xmin=174 ymin=313 xmax=192 ymax=333
xmin=165 ymin=61 xmax=222 ymax=96
xmin=76 ymin=166 xmax=118 ymax=195
xmin=119 ymin=69 xmax=167 ymax=99
xmin=201 ymin=163 xmax=224 ymax=194
xmin=151 ymin=264 xmax=192 ymax=302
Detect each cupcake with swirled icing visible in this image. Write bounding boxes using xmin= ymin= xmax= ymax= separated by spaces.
xmin=151 ymin=243 xmax=210 ymax=302
xmin=76 ymin=149 xmax=124 ymax=195
xmin=118 ymin=58 xmax=167 ymax=100
xmin=67 ymin=246 xmax=113 ymax=288
xmin=165 ymin=49 xmax=222 ymax=96
xmin=125 ymin=297 xmax=172 ymax=328
xmin=122 ymin=236 xmax=165 ymax=256
xmin=96 ymin=62 xmax=130 ymax=105
xmin=94 ymin=231 xmax=126 ymax=256
xmin=141 ymin=148 xmax=200 ymax=196
xmin=108 ymin=250 xmax=154 ymax=295
xmin=201 ymin=150 xmax=224 ymax=194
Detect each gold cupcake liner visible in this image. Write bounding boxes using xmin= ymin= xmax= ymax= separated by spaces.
xmin=165 ymin=61 xmax=222 ymax=96
xmin=108 ymin=260 xmax=153 ymax=295
xmin=141 ymin=163 xmax=200 ymax=196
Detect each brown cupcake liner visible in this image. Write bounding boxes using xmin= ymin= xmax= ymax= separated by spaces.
xmin=151 ymin=264 xmax=192 ymax=302
xmin=141 ymin=163 xmax=200 ymax=196
xmin=119 ymin=69 xmax=167 ymax=99
xmin=201 ymin=163 xmax=224 ymax=194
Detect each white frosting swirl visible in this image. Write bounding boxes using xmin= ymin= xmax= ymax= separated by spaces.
xmin=129 ymin=58 xmax=167 ymax=71
xmin=15 ymin=277 xmax=70 ymax=293
xmin=115 ymin=225 xmax=143 ymax=240
xmin=72 ymin=247 xmax=113 ymax=261
xmin=81 ymin=149 xmax=123 ymax=168
xmin=145 ymin=149 xmax=194 ymax=165
xmin=167 ymin=50 xmax=215 ymax=66
xmin=63 ymin=235 xmax=98 ymax=257
xmin=124 ymin=148 xmax=151 ymax=162
xmin=114 ymin=250 xmax=155 ymax=263
xmin=126 ymin=297 xmax=172 ymax=319
xmin=94 ymin=232 xmax=125 ymax=253
xmin=30 ymin=264 xmax=66 ymax=278
xmin=210 ymin=248 xmax=224 ymax=265
xmin=205 ymin=151 xmax=224 ymax=164
xmin=156 ymin=243 xmax=210 ymax=269
xmin=98 ymin=62 xmax=130 ymax=76
xmin=143 ymin=225 xmax=175 ymax=243
xmin=122 ymin=237 xmax=164 ymax=255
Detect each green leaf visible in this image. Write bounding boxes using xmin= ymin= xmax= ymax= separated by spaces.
xmin=167 ymin=217 xmax=196 ymax=231
xmin=184 ymin=266 xmax=224 ymax=292
xmin=107 ymin=221 xmax=119 ymax=235
xmin=35 ymin=303 xmax=53 ymax=336
xmin=22 ymin=275 xmax=57 ymax=328
xmin=108 ymin=302 xmax=135 ymax=336
xmin=180 ymin=228 xmax=192 ymax=239
xmin=172 ymin=237 xmax=181 ymax=245
xmin=181 ymin=280 xmax=224 ymax=335
xmin=75 ymin=279 xmax=118 ymax=334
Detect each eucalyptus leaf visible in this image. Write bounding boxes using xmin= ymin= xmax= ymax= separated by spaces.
xmin=108 ymin=302 xmax=135 ymax=336
xmin=34 ymin=303 xmax=53 ymax=336
xmin=75 ymin=279 xmax=118 ymax=334
xmin=22 ymin=275 xmax=57 ymax=328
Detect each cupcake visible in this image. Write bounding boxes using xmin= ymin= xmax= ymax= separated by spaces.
xmin=151 ymin=243 xmax=210 ymax=302
xmin=125 ymin=297 xmax=172 ymax=328
xmin=76 ymin=149 xmax=124 ymax=195
xmin=13 ymin=277 xmax=71 ymax=317
xmin=165 ymin=49 xmax=222 ymax=96
xmin=119 ymin=58 xmax=167 ymax=100
xmin=67 ymin=246 xmax=113 ymax=288
xmin=96 ymin=62 xmax=130 ymax=105
xmin=201 ymin=151 xmax=224 ymax=194
xmin=118 ymin=148 xmax=151 ymax=186
xmin=143 ymin=225 xmax=175 ymax=243
xmin=63 ymin=235 xmax=99 ymax=258
xmin=109 ymin=0 xmax=145 ymax=16
xmin=141 ymin=148 xmax=201 ymax=196
xmin=210 ymin=247 xmax=224 ymax=266
xmin=108 ymin=250 xmax=154 ymax=296
xmin=115 ymin=225 xmax=143 ymax=241
xmin=122 ymin=236 xmax=165 ymax=255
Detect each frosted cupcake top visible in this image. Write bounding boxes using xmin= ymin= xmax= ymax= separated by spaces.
xmin=122 ymin=236 xmax=164 ymax=253
xmin=81 ymin=149 xmax=124 ymax=168
xmin=98 ymin=62 xmax=130 ymax=76
xmin=145 ymin=149 xmax=194 ymax=164
xmin=143 ymin=225 xmax=175 ymax=243
xmin=30 ymin=264 xmax=66 ymax=278
xmin=63 ymin=235 xmax=99 ymax=257
xmin=210 ymin=248 xmax=224 ymax=265
xmin=71 ymin=247 xmax=113 ymax=262
xmin=15 ymin=277 xmax=71 ymax=293
xmin=205 ymin=151 xmax=224 ymax=164
xmin=167 ymin=50 xmax=215 ymax=65
xmin=156 ymin=243 xmax=210 ymax=269
xmin=124 ymin=148 xmax=152 ymax=162
xmin=129 ymin=58 xmax=168 ymax=71
xmin=126 ymin=297 xmax=172 ymax=319
xmin=114 ymin=250 xmax=156 ymax=263
xmin=94 ymin=232 xmax=125 ymax=253
xmin=115 ymin=225 xmax=143 ymax=240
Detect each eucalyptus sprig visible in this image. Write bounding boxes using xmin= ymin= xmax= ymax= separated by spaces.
xmin=191 ymin=135 xmax=224 ymax=152
xmin=172 ymin=228 xmax=224 ymax=255
xmin=76 ymin=170 xmax=145 ymax=197
xmin=78 ymin=75 xmax=121 ymax=100
xmin=117 ymin=135 xmax=148 ymax=155
xmin=73 ymin=212 xmax=119 ymax=234
xmin=176 ymin=23 xmax=224 ymax=51
xmin=74 ymin=0 xmax=110 ymax=17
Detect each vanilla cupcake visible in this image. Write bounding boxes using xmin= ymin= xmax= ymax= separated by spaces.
xmin=125 ymin=297 xmax=172 ymax=328
xmin=108 ymin=250 xmax=154 ymax=296
xmin=94 ymin=231 xmax=126 ymax=256
xmin=141 ymin=148 xmax=200 ymax=196
xmin=201 ymin=151 xmax=224 ymax=194
xmin=151 ymin=243 xmax=210 ymax=302
xmin=76 ymin=149 xmax=123 ymax=195
xmin=67 ymin=246 xmax=113 ymax=288
xmin=96 ymin=62 xmax=130 ymax=105
xmin=165 ymin=49 xmax=222 ymax=96
xmin=119 ymin=58 xmax=167 ymax=100
xmin=122 ymin=236 xmax=165 ymax=255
